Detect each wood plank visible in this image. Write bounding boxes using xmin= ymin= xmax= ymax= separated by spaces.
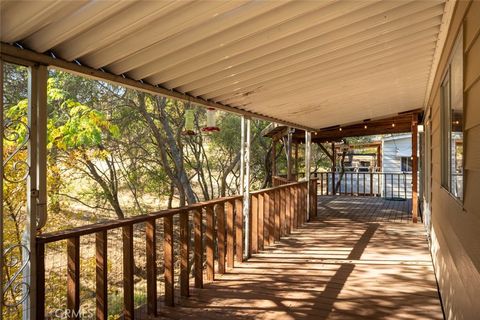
xmin=286 ymin=186 xmax=291 ymax=234
xmin=206 ymin=205 xmax=215 ymax=281
xmin=96 ymin=231 xmax=108 ymax=320
xmin=274 ymin=189 xmax=280 ymax=242
xmin=216 ymin=204 xmax=226 ymax=274
xmin=251 ymin=195 xmax=259 ymax=254
xmin=264 ymin=192 xmax=271 ymax=246
xmin=226 ymin=201 xmax=235 ymax=268
xmin=258 ymin=193 xmax=265 ymax=250
xmin=122 ymin=225 xmax=134 ymax=320
xmin=179 ymin=210 xmax=190 ymax=296
xmin=164 ymin=215 xmax=174 ymax=306
xmin=67 ymin=236 xmax=80 ymax=319
xmin=194 ymin=209 xmax=203 ymax=288
xmin=36 ymin=242 xmax=46 ymax=320
xmin=235 ymin=199 xmax=244 ymax=262
xmin=154 ymin=196 xmax=442 ymax=320
xmin=280 ymin=188 xmax=286 ymax=236
xmin=412 ymin=116 xmax=418 ymax=223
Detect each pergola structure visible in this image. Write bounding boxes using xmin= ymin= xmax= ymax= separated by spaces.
xmin=1 ymin=1 xmax=480 ymax=319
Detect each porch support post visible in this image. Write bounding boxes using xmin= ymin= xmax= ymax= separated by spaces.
xmin=271 ymin=139 xmax=277 ymax=182
xmin=412 ymin=115 xmax=418 ymax=223
xmin=20 ymin=63 xmax=47 ymax=319
xmin=305 ymin=131 xmax=311 ymax=221
xmin=295 ymin=143 xmax=299 ymax=178
xmin=287 ymin=128 xmax=293 ymax=181
xmin=332 ymin=142 xmax=336 ymax=194
xmin=241 ymin=116 xmax=251 ymax=258
xmin=0 ymin=58 xmax=4 ymax=313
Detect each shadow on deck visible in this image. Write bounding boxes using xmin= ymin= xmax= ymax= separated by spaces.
xmin=146 ymin=196 xmax=442 ymax=320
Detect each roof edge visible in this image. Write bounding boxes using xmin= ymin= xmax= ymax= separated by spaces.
xmin=1 ymin=43 xmax=316 ymax=132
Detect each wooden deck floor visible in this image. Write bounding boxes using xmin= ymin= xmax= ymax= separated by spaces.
xmin=150 ymin=196 xmax=443 ymax=320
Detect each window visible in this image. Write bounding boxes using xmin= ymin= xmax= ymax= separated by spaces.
xmin=401 ymin=157 xmax=412 ymax=172
xmin=441 ymin=32 xmax=463 ymax=201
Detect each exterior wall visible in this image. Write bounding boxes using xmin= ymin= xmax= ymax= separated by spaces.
xmin=382 ymin=134 xmax=413 ymax=198
xmin=425 ymin=1 xmax=480 ymax=318
xmin=382 ymin=134 xmax=412 ymax=172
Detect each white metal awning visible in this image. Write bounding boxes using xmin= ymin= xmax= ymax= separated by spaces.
xmin=0 ymin=0 xmax=453 ymax=130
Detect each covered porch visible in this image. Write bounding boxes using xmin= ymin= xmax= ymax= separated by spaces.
xmin=138 ymin=196 xmax=440 ymax=320
xmin=2 ymin=0 xmax=479 ymax=319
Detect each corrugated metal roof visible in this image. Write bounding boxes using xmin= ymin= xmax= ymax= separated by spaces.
xmin=0 ymin=0 xmax=450 ymax=130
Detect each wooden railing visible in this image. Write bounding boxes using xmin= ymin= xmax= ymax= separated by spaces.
xmin=35 ymin=180 xmax=316 ymax=319
xmin=317 ymin=172 xmax=412 ymax=199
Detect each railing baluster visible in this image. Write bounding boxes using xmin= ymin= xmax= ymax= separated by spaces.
xmin=226 ymin=201 xmax=235 ymax=268
xmin=122 ymin=225 xmax=134 ymax=319
xmin=274 ymin=189 xmax=280 ymax=241
xmin=326 ymin=173 xmax=329 ymax=195
xmin=251 ymin=195 xmax=259 ymax=254
xmin=206 ymin=205 xmax=215 ymax=281
xmin=194 ymin=209 xmax=203 ymax=288
xmin=146 ymin=220 xmax=157 ymax=315
xmin=286 ymin=186 xmax=291 ymax=234
xmin=350 ymin=173 xmax=353 ymax=196
xmin=280 ymin=188 xmax=286 ymax=237
xmin=363 ymin=173 xmax=366 ymax=195
xmin=235 ymin=199 xmax=244 ymax=262
xmin=36 ymin=242 xmax=45 ymax=320
xmin=320 ymin=173 xmax=324 ymax=195
xmin=258 ymin=194 xmax=265 ymax=250
xmin=268 ymin=191 xmax=275 ymax=245
xmin=164 ymin=215 xmax=174 ymax=306
xmin=67 ymin=236 xmax=80 ymax=319
xmin=357 ymin=173 xmax=360 ymax=195
xmin=370 ymin=172 xmax=373 ymax=196
xmin=216 ymin=204 xmax=226 ymax=275
xmin=180 ymin=210 xmax=190 ymax=296
xmin=96 ymin=231 xmax=108 ymax=320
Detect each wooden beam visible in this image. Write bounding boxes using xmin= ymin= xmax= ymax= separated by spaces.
xmin=0 ymin=43 xmax=314 ymax=131
xmin=412 ymin=116 xmax=418 ymax=223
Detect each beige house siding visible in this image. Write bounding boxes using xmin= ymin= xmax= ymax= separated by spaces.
xmin=426 ymin=1 xmax=480 ymax=319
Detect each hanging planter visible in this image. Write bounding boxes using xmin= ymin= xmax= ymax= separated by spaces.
xmin=182 ymin=109 xmax=196 ymax=136
xmin=201 ymin=108 xmax=220 ymax=132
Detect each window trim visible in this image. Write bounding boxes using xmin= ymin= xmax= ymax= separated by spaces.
xmin=439 ymin=29 xmax=464 ymax=203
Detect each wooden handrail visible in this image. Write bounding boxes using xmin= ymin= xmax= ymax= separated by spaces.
xmin=37 ymin=195 xmax=243 ymax=244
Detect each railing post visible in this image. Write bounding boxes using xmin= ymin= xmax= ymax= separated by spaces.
xmin=205 ymin=205 xmax=215 ymax=281
xmin=180 ymin=210 xmax=190 ymax=296
xmin=96 ymin=231 xmax=108 ymax=320
xmin=146 ymin=220 xmax=157 ymax=315
xmin=235 ymin=198 xmax=244 ymax=262
xmin=122 ymin=225 xmax=134 ymax=319
xmin=216 ymin=204 xmax=226 ymax=274
xmin=194 ymin=209 xmax=203 ymax=288
xmin=226 ymin=201 xmax=234 ymax=268
xmin=67 ymin=236 xmax=80 ymax=319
